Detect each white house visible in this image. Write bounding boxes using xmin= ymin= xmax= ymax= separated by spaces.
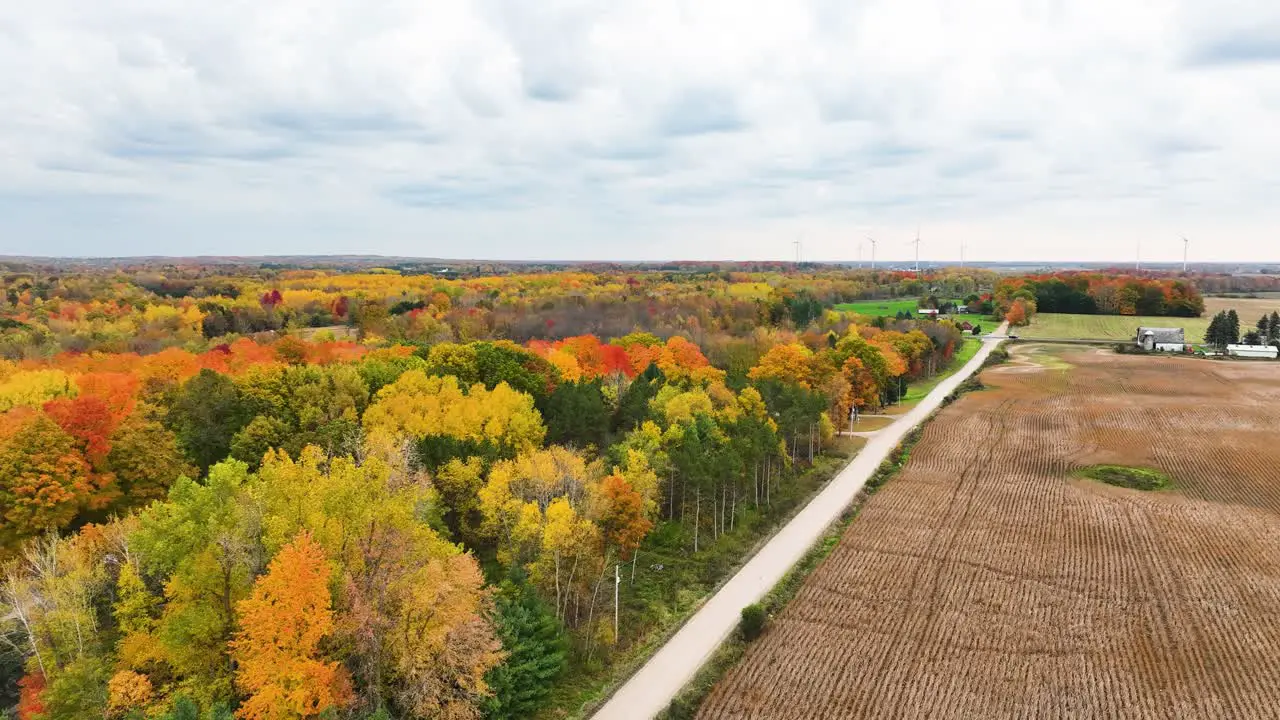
xmin=1137 ymin=327 xmax=1185 ymax=352
xmin=1227 ymin=344 xmax=1279 ymax=359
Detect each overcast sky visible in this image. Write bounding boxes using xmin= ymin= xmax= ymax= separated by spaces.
xmin=2 ymin=0 xmax=1279 ymax=263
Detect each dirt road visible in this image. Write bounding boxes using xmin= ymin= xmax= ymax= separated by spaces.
xmin=591 ymin=326 xmax=1008 ymax=720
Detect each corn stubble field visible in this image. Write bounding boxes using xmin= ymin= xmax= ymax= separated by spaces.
xmin=699 ymin=348 xmax=1280 ymax=719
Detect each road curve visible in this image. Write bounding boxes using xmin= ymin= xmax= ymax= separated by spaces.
xmin=592 ymin=325 xmax=1008 ymax=720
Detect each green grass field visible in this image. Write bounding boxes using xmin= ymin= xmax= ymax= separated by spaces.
xmin=1020 ymin=313 xmax=1211 ymax=342
xmin=898 ymin=336 xmax=983 ymax=403
xmin=834 ymin=298 xmax=963 ymax=317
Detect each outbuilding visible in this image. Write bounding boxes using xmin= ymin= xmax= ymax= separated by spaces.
xmin=1137 ymin=327 xmax=1185 ymax=352
xmin=1227 ymin=344 xmax=1279 ymax=359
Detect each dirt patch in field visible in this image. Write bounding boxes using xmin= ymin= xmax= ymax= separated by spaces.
xmin=699 ymin=350 xmax=1280 ymax=719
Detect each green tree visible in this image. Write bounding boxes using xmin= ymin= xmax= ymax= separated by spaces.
xmin=543 ymin=380 xmax=609 ymax=448
xmin=106 ymin=414 xmax=196 ymax=513
xmin=132 ymin=462 xmax=260 ymax=703
xmin=1204 ymin=313 xmax=1223 ymax=348
xmin=483 ymin=582 xmax=568 ymax=720
xmin=165 ymin=369 xmax=248 ymax=473
xmin=229 ymin=415 xmax=290 ymax=468
xmin=614 ymin=363 xmax=664 ymax=432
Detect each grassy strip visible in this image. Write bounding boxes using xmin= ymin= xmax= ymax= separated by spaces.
xmin=654 ymin=354 xmax=1003 ymax=720
xmin=900 ymin=338 xmax=983 ymax=403
xmin=1077 ymin=464 xmax=1171 ymax=491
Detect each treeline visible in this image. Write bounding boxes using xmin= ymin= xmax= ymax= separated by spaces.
xmin=0 ymin=267 xmax=996 ymax=360
xmin=1 ymin=316 xmax=967 ymax=717
xmin=994 ymin=273 xmax=1205 ymax=321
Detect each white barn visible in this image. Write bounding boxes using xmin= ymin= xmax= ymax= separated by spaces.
xmin=1227 ymin=344 xmax=1279 ymax=359
xmin=1137 ymin=327 xmax=1185 ymax=352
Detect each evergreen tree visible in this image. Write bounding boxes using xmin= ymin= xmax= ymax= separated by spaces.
xmin=1204 ymin=313 xmax=1225 ymax=348
xmin=484 ymin=582 xmax=568 ymax=720
xmin=613 ymin=363 xmax=664 ymax=432
xmin=1258 ymin=315 xmax=1271 ymax=342
xmin=1227 ymin=310 xmax=1241 ymax=344
xmin=543 ymin=379 xmax=609 ymax=448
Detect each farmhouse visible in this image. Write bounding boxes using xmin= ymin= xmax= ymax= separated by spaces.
xmin=1227 ymin=344 xmax=1280 ymax=359
xmin=1137 ymin=327 xmax=1185 ymax=352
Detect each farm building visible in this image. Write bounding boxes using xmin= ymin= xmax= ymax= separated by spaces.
xmin=1137 ymin=327 xmax=1185 ymax=352
xmin=917 ymin=309 xmax=939 ymax=318
xmin=1227 ymin=344 xmax=1279 ymax=359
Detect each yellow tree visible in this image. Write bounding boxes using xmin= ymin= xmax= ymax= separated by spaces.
xmin=531 ymin=498 xmax=601 ymax=625
xmin=230 ymin=531 xmax=349 ymax=720
xmin=747 ymin=343 xmax=815 ymax=388
xmin=252 ymin=448 xmax=502 ymax=717
xmin=362 ymin=372 xmax=545 ymax=457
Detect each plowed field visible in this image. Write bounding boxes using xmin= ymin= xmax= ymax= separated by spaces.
xmin=698 ymin=349 xmax=1280 ymax=719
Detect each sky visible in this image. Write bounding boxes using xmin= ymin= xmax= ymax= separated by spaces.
xmin=2 ymin=0 xmax=1280 ymax=263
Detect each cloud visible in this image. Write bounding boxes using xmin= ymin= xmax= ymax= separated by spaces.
xmin=1 ymin=0 xmax=1279 ymax=261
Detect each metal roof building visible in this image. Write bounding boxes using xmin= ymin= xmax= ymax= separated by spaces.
xmin=1137 ymin=327 xmax=1185 ymax=352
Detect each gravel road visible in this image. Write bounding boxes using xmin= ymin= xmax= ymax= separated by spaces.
xmin=591 ymin=326 xmax=1008 ymax=720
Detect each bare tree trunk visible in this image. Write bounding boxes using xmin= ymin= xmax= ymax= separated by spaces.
xmin=584 ymin=556 xmax=611 ymax=662
xmin=2 ymin=575 xmax=47 ymax=678
xmin=668 ymin=471 xmax=675 ymax=522
xmin=711 ymin=478 xmax=718 ymax=542
xmin=553 ymin=550 xmax=563 ymax=620
xmin=731 ymin=481 xmax=737 ymax=531
xmin=680 ymin=474 xmax=687 ymax=526
xmin=696 ymin=484 xmax=706 ymax=550
xmin=721 ymin=482 xmax=727 ymax=536
xmin=753 ymin=462 xmax=759 ymax=509
xmin=564 ymin=555 xmax=580 ymax=625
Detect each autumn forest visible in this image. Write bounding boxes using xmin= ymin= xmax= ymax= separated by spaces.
xmin=0 ymin=261 xmax=1209 ymax=719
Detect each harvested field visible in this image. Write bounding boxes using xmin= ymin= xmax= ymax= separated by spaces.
xmin=1020 ymin=312 xmax=1211 ymax=341
xmin=1204 ymin=295 xmax=1280 ymax=318
xmin=699 ymin=348 xmax=1280 ymax=719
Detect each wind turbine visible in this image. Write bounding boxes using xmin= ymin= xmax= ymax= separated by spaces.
xmin=910 ymin=227 xmax=921 ymax=273
xmin=1181 ymin=236 xmax=1190 ymax=272
xmin=960 ymin=241 xmax=966 ymax=269
xmin=1136 ymin=240 xmax=1142 ymax=271
xmin=793 ymin=238 xmax=801 ymax=264
xmin=867 ymin=236 xmax=877 ymax=270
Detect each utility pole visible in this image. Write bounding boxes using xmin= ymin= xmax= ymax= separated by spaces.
xmin=614 ymin=563 xmax=621 ymax=640
xmin=1182 ymin=236 xmax=1190 ymax=273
